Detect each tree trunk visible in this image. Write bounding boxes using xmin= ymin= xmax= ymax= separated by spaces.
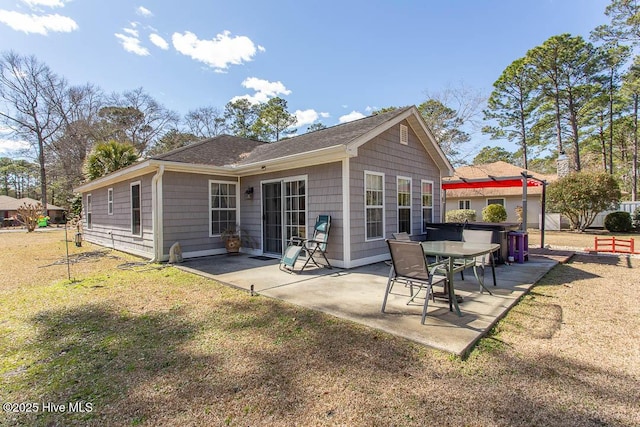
xmin=598 ymin=114 xmax=607 ymax=171
xmin=609 ymin=70 xmax=614 ymax=175
xmin=568 ymin=98 xmax=581 ymax=171
xmin=633 ymin=95 xmax=638 ymax=201
xmin=38 ymin=138 xmax=48 ymax=214
xmin=519 ymin=100 xmax=528 ymax=169
xmin=554 ymin=89 xmax=563 ymax=155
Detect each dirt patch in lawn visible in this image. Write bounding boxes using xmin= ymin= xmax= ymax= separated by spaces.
xmin=1 ymin=230 xmax=638 ymax=426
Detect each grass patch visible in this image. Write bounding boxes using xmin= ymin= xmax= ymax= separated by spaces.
xmin=1 ymin=230 xmax=639 ymax=426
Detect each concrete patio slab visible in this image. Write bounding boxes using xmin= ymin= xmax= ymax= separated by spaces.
xmin=177 ymin=252 xmax=566 ymax=356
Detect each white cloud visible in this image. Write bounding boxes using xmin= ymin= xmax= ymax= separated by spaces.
xmin=339 ymin=111 xmax=366 ymax=123
xmin=229 ymin=94 xmax=258 ymax=104
xmin=0 ymin=137 xmax=31 ymax=155
xmin=242 ymin=77 xmax=290 ymax=97
xmin=172 ymin=30 xmax=262 ymax=71
xmin=0 ymin=10 xmax=77 ymax=34
xmin=149 ymin=33 xmax=168 ymax=50
xmin=230 ymin=77 xmax=291 ymax=104
xmin=115 ymin=32 xmax=150 ymax=56
xmin=136 ymin=6 xmax=152 ymax=17
xmin=21 ymin=0 xmax=65 ymax=9
xmin=123 ymin=27 xmax=138 ymax=37
xmin=294 ymin=109 xmax=329 ymax=128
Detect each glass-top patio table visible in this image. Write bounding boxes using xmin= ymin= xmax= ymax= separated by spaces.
xmin=420 ymin=240 xmax=500 ymax=316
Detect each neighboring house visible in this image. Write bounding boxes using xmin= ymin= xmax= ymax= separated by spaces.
xmin=0 ymin=195 xmax=66 ymax=226
xmin=443 ymin=161 xmax=556 ymax=228
xmin=74 ymin=106 xmax=454 ymax=268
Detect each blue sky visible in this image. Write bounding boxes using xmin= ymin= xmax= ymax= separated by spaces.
xmin=0 ymin=0 xmax=611 ymax=159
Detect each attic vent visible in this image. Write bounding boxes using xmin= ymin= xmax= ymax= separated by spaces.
xmin=400 ymin=124 xmax=408 ymax=145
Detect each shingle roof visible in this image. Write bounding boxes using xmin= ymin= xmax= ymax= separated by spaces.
xmin=0 ymin=195 xmax=64 ymax=211
xmin=150 ymin=107 xmax=414 ymax=167
xmin=238 ymin=107 xmax=413 ymax=165
xmin=151 ymin=135 xmax=266 ymax=166
xmin=76 ymin=105 xmax=451 ymax=194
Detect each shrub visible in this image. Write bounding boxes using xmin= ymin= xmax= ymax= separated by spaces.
xmin=633 ymin=207 xmax=640 ymax=230
xmin=482 ymin=204 xmax=507 ymax=222
xmin=546 ymin=172 xmax=620 ymax=231
xmin=446 ymin=209 xmax=476 ymax=223
xmin=16 ymin=202 xmax=43 ymax=232
xmin=604 ymin=211 xmax=632 ymax=232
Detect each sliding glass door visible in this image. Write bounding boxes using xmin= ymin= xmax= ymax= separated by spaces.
xmin=262 ymin=177 xmax=307 ymax=254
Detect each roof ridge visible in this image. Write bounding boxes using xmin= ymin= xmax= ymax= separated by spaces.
xmin=151 ymin=134 xmax=265 ymax=160
xmin=275 ymin=105 xmax=413 ymax=144
xmin=150 ymin=135 xmax=214 ymax=160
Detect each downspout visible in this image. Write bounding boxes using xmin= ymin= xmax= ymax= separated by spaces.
xmin=237 ymin=175 xmax=242 ymax=252
xmin=342 ymin=158 xmax=351 ymax=268
xmin=151 ymin=165 xmax=165 ymax=262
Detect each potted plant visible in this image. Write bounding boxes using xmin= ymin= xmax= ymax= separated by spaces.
xmin=220 ymin=225 xmax=255 ymax=254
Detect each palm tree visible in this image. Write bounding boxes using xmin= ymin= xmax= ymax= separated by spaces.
xmin=85 ymin=140 xmax=139 ymax=180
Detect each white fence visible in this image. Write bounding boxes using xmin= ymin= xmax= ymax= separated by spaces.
xmin=591 ymin=201 xmax=640 ymax=228
xmin=544 ymin=201 xmax=640 ymax=230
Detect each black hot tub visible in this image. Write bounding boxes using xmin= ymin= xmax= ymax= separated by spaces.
xmin=422 ymin=222 xmax=521 ymax=264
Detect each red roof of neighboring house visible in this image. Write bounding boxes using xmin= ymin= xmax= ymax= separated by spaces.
xmin=443 ymin=161 xmax=556 ymax=197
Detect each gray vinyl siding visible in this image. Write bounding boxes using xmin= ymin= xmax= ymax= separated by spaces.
xmin=162 ymin=171 xmax=237 ymax=255
xmin=239 ymin=162 xmax=344 ymax=261
xmin=82 ymin=173 xmax=154 ymax=258
xmin=349 ymin=120 xmax=442 ymax=262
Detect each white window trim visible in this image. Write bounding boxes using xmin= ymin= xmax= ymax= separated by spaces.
xmin=282 ymin=177 xmax=308 ymax=242
xmin=459 ymin=199 xmax=471 ymax=210
xmin=259 ymin=175 xmax=309 ymax=253
xmin=365 ymin=170 xmax=385 ymax=242
xmin=397 ymin=176 xmax=412 ymax=235
xmin=486 ymin=198 xmax=505 ymax=206
xmin=209 ymin=180 xmax=239 ymax=238
xmin=107 ymin=188 xmax=113 ymax=215
xmin=130 ymin=181 xmax=142 ymax=237
xmin=421 ymin=179 xmax=434 ymax=232
xmin=86 ymin=193 xmax=92 ymax=230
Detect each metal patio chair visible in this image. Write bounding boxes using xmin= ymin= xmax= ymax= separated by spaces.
xmin=279 ymin=215 xmax=332 ymax=273
xmin=455 ymin=229 xmax=497 ymax=294
xmin=382 ymin=239 xmax=447 ymax=324
xmin=392 ymin=232 xmax=411 ymax=241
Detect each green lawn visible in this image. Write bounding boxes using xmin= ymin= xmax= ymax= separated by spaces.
xmin=1 ymin=230 xmax=638 ymax=426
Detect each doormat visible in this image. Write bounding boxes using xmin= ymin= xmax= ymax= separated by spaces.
xmin=249 ymin=256 xmax=274 ymax=261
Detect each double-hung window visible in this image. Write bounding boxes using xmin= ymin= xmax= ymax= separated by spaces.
xmin=397 ymin=177 xmax=411 ymax=234
xmin=86 ymin=194 xmax=92 ymax=230
xmin=365 ymin=171 xmax=384 ymax=240
xmin=131 ymin=182 xmax=141 ymax=236
xmin=421 ymin=180 xmax=434 ymax=232
xmin=108 ymin=188 xmax=114 ymax=215
xmin=210 ymin=181 xmax=237 ymax=236
xmin=459 ymin=200 xmax=470 ymax=210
